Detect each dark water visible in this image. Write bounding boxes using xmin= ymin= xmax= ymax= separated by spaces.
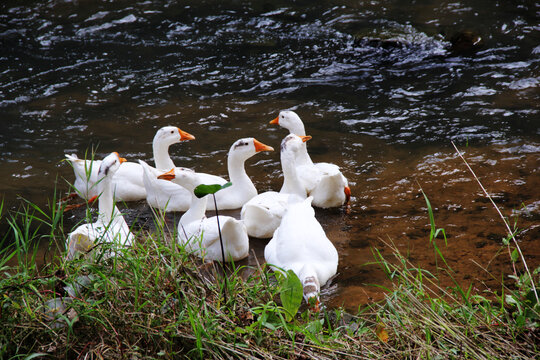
xmin=1 ymin=0 xmax=539 ymax=311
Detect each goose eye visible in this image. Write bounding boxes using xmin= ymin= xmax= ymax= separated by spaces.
xmin=233 ymin=141 xmax=248 ymax=149
xmin=170 ymin=130 xmax=174 ymax=134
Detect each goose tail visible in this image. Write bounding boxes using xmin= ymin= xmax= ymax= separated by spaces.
xmin=301 ymin=265 xmax=321 ymax=311
xmin=241 ymin=204 xmax=280 ymax=238
xmin=65 ymin=153 xmax=79 ymax=162
xmin=66 ymin=228 xmax=94 ymax=260
xmin=219 ymin=218 xmax=249 ymax=261
xmin=310 ymin=172 xmax=348 ymax=208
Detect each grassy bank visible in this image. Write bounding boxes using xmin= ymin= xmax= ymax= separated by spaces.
xmin=0 ymin=194 xmax=538 ymax=359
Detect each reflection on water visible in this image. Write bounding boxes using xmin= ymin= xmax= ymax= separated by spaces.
xmin=1 ymin=0 xmax=538 ymax=310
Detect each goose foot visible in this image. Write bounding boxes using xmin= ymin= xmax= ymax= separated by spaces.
xmin=59 ymin=192 xmax=79 ymax=203
xmin=308 ymin=297 xmax=321 ymax=313
xmin=63 ymin=195 xmax=98 ymax=212
xmin=344 ymin=186 xmax=351 ymax=214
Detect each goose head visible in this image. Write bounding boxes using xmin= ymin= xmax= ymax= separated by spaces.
xmin=229 ymin=137 xmax=274 ymax=161
xmin=157 ymin=167 xmax=199 ymax=192
xmin=270 ymin=110 xmax=306 ymax=136
xmin=153 ymin=126 xmax=195 ymax=148
xmin=98 ymin=152 xmax=126 ymax=179
xmin=280 ymin=133 xmax=311 ymax=160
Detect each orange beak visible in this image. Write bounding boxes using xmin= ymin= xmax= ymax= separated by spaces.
xmin=157 ymin=168 xmax=175 ymax=181
xmin=253 ymin=139 xmax=274 ymax=152
xmin=178 ymin=128 xmax=195 ymax=141
xmin=299 ymin=135 xmax=312 ymax=143
xmin=113 ymin=152 xmax=127 ymax=164
xmin=269 ymin=116 xmax=279 ymax=125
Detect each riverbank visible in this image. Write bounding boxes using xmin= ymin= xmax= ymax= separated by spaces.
xmin=0 ymin=192 xmax=538 ymax=359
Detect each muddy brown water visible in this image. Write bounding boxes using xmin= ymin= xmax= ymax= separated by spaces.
xmin=326 ymin=143 xmax=540 ymax=311
xmin=1 ymin=0 xmax=539 ymax=312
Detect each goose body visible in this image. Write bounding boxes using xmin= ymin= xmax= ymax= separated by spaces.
xmin=66 ymin=152 xmax=134 ymax=260
xmin=240 ymin=134 xmax=309 ymax=238
xmin=158 ymin=168 xmax=249 ymax=262
xmin=270 ymin=110 xmax=350 ymax=208
xmin=65 ymin=154 xmax=145 ymax=201
xmin=140 ymin=159 xmax=192 ymax=211
xmin=65 ymin=126 xmax=195 ymax=202
xmin=265 ymin=196 xmax=338 ymax=308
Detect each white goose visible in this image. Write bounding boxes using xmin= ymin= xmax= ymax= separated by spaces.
xmin=66 ymin=152 xmax=135 ymax=260
xmin=265 ymin=195 xmax=338 ymax=311
xmin=269 ymin=110 xmax=351 ymax=208
xmin=240 ymin=134 xmax=309 ymax=238
xmin=141 ymin=137 xmax=273 ymax=211
xmin=65 ymin=126 xmax=195 ymax=202
xmin=158 ymin=167 xmax=249 ymax=262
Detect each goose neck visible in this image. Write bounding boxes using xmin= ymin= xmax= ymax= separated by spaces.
xmin=227 ymin=152 xmax=250 ymax=185
xmin=181 ymin=193 xmax=208 ymax=225
xmin=280 ymin=153 xmax=305 ymax=197
xmin=287 ymin=122 xmax=306 ymax=137
xmin=153 ymin=141 xmax=175 ymax=170
xmin=98 ymin=177 xmax=115 ymax=222
xmin=297 ymin=143 xmax=314 ymax=167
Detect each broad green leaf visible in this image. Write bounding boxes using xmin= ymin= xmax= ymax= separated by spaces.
xmin=194 ymin=182 xmax=232 ymax=198
xmin=278 ymin=270 xmax=303 ymax=321
xmin=511 ymin=248 xmax=519 ymax=263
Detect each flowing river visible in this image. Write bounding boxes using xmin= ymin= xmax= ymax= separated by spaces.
xmin=1 ymin=0 xmax=538 ymax=311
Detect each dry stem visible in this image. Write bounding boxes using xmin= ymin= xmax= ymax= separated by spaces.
xmin=451 ymin=141 xmax=539 ymax=305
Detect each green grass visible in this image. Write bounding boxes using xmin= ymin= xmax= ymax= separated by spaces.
xmin=0 ymin=187 xmax=538 ymax=359
xmin=371 ymin=238 xmax=538 ymax=359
